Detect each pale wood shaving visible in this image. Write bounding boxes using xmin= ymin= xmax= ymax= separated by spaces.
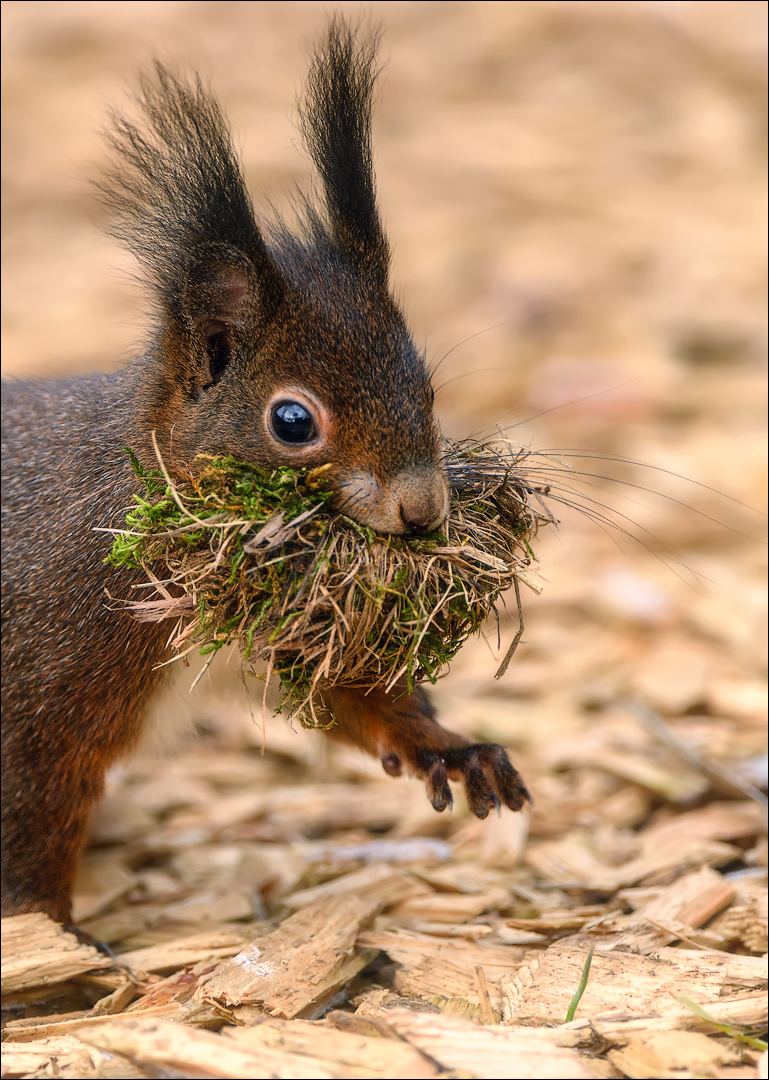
xmin=196 ymin=895 xmax=379 ymax=1017
xmin=77 ymin=1016 xmax=337 ymax=1079
xmin=115 ymin=927 xmax=253 ymax=973
xmin=1 ymin=1001 xmax=216 ymax=1044
xmin=224 ymin=1019 xmax=438 ymax=1079
xmin=284 ymin=864 xmax=429 ymax=910
xmin=377 ymin=1008 xmax=616 ymax=1079
xmin=0 ymin=1036 xmax=104 ymax=1080
xmin=606 ymin=1030 xmax=744 ymax=1080
xmin=502 ymin=940 xmax=768 ymax=1026
xmin=1 ymin=914 xmax=112 ymax=994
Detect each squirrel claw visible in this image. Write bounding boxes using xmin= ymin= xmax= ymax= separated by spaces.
xmin=425 ymin=759 xmax=453 ymax=812
xmin=63 ymin=924 xmax=115 ymax=959
xmin=442 ymin=743 xmax=531 ymax=819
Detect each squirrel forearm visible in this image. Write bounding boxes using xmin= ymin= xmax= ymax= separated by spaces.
xmin=320 ymin=685 xmax=530 ymax=818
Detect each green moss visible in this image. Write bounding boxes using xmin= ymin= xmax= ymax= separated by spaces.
xmin=109 ymin=447 xmax=545 ymax=721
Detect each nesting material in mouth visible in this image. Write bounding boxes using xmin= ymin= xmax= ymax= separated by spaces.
xmin=107 ymin=441 xmax=554 ymax=724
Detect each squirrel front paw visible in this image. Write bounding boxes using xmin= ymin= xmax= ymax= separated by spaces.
xmin=321 ymin=684 xmax=531 ymax=819
xmin=383 ymin=739 xmax=530 ymax=818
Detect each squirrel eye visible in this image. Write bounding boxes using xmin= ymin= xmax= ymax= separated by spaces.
xmin=270 ymin=400 xmax=317 ymax=444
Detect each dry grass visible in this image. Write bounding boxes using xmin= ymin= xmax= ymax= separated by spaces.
xmin=107 ymin=441 xmax=553 ymax=722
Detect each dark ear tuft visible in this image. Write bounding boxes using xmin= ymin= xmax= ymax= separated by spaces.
xmin=298 ymin=17 xmax=390 ymax=288
xmin=97 ymin=63 xmax=284 ymax=326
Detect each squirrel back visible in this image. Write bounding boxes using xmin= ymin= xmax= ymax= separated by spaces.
xmin=1 ymin=19 xmax=527 ymax=924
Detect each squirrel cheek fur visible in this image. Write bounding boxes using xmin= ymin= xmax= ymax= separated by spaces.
xmin=0 ymin=18 xmax=530 ymax=925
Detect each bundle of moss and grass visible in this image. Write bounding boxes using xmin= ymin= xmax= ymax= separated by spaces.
xmin=108 ymin=442 xmax=552 ymax=722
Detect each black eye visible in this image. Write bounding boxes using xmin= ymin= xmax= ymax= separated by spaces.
xmin=270 ymin=401 xmax=317 ymax=444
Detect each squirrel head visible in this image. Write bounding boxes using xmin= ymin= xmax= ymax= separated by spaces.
xmin=101 ymin=20 xmax=448 ymax=535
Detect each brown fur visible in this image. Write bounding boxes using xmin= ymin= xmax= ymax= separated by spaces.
xmin=1 ymin=19 xmax=528 ymax=924
xmin=322 ymin=685 xmax=530 ymax=818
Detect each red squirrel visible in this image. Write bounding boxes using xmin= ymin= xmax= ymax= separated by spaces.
xmin=1 ymin=19 xmax=529 ymax=925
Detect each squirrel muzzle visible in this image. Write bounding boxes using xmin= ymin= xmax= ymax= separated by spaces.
xmin=333 ymin=466 xmax=449 ymax=535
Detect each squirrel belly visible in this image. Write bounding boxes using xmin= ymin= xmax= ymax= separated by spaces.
xmin=0 ymin=19 xmax=529 ymax=924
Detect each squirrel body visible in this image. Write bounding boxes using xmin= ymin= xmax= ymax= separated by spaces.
xmin=1 ymin=20 xmax=529 ymax=924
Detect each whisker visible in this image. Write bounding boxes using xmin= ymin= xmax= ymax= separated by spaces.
xmin=526 ymin=463 xmax=764 ymax=544
xmin=434 ymin=366 xmax=517 ymax=395
xmin=444 ymin=440 xmax=724 ymax=587
xmin=428 ymin=319 xmax=518 ymax=381
xmin=535 ymin=450 xmax=767 ymax=520
xmin=498 ymin=380 xmax=639 ymax=429
xmin=534 ymin=487 xmax=708 ymax=588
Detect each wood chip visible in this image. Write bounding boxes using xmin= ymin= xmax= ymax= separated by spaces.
xmin=526 ymin=827 xmax=739 ymax=890
xmin=115 ymin=927 xmax=252 ymax=973
xmin=76 ymin=1016 xmax=335 ymax=1079
xmin=587 ymin=866 xmax=737 ymax=951
xmin=72 ymin=856 xmax=137 ymax=923
xmin=0 ymin=1036 xmax=103 ymax=1080
xmin=357 ymin=931 xmax=524 ymax=1018
xmin=588 ymin=992 xmax=767 ymax=1039
xmin=87 ymin=792 xmax=155 ymax=845
xmin=1 ymin=914 xmax=112 ymax=994
xmin=0 ymin=1002 xmax=205 ymax=1043
xmin=224 ymin=1018 xmax=438 ymax=1078
xmin=503 ymin=940 xmax=768 ymax=1025
xmin=154 ymin=789 xmax=271 ymax=838
xmin=284 ymin=864 xmax=429 ymax=910
xmin=379 ymin=1008 xmax=614 ymax=1079
xmin=161 ymin=887 xmax=255 ymax=924
xmin=78 ymin=906 xmax=162 ymax=948
xmin=325 ymin=1008 xmax=406 ymax=1040
xmin=265 ymin=785 xmax=407 ymax=835
xmin=196 ymin=894 xmax=378 ymax=1017
xmin=125 ymin=959 xmax=222 ymax=1012
xmin=389 ymin=887 xmax=509 ymax=924
xmin=359 ymin=930 xmax=525 ymax=980
xmin=74 ymin=969 xmax=158 ymax=996
xmin=643 ymin=802 xmax=767 ymax=847
xmin=638 ymin=866 xmax=735 ymax=927
xmin=473 ymin=966 xmax=496 ymax=1024
xmin=607 ymin=1030 xmax=744 ymax=1079
xmin=708 ymin=890 xmax=769 ymax=953
xmin=407 ymin=921 xmax=497 ymax=940
xmin=584 ymin=746 xmax=709 ymax=802
xmin=506 ymin=905 xmax=617 ymax=933
xmin=397 ymin=954 xmax=504 ymax=1017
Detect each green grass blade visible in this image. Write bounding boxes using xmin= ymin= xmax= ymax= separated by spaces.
xmin=672 ymin=995 xmax=768 ymax=1051
xmin=565 ymin=948 xmax=593 ymax=1023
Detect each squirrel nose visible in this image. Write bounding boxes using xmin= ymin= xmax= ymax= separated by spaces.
xmin=396 ymin=472 xmax=449 ymax=534
xmin=332 ymin=466 xmax=448 ymax=534
xmin=399 ymin=497 xmax=439 ymax=534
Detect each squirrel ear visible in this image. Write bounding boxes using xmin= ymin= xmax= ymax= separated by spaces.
xmin=184 ymin=242 xmax=284 ymax=325
xmin=185 ymin=246 xmax=253 ymax=325
xmin=182 ymin=243 xmax=283 ymax=388
xmin=299 ymin=19 xmax=390 ymax=289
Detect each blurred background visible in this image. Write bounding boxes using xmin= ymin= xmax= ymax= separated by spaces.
xmin=2 ymin=2 xmax=766 ymax=864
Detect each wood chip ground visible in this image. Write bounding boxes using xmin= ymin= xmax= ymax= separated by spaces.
xmin=2 ymin=698 xmax=765 ymax=1080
